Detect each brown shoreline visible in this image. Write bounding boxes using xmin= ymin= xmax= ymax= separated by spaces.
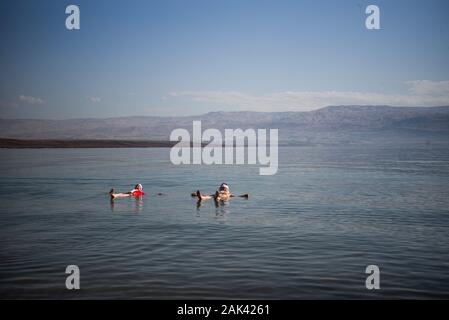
xmin=0 ymin=138 xmax=178 ymax=148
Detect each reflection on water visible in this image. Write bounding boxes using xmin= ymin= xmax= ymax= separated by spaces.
xmin=196 ymin=198 xmax=231 ymax=223
xmin=214 ymin=200 xmax=230 ymax=218
xmin=110 ymin=196 xmax=144 ymax=213
xmin=196 ymin=196 xmax=232 ymax=217
xmin=133 ymin=196 xmax=144 ymax=213
xmin=1 ymin=145 xmax=449 ymax=299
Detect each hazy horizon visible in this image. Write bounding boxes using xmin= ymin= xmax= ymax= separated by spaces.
xmin=1 ymin=104 xmax=449 ymax=121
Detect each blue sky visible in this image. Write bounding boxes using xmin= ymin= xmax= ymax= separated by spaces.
xmin=1 ymin=0 xmax=449 ymax=119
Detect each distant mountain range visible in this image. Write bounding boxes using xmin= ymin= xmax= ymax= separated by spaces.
xmin=1 ymin=105 xmax=449 ymax=145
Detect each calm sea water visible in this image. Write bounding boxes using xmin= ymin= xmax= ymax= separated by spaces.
xmin=1 ymin=145 xmax=449 ymax=299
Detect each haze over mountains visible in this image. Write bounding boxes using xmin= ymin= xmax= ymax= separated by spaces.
xmin=1 ymin=105 xmax=449 ymax=145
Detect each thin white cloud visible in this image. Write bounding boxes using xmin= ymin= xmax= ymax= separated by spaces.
xmin=406 ymin=80 xmax=449 ymax=95
xmin=19 ymin=95 xmax=45 ymax=105
xmin=89 ymin=96 xmax=102 ymax=103
xmin=169 ymin=80 xmax=449 ymax=112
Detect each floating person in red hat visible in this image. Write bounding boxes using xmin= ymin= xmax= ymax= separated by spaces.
xmin=110 ymin=183 xmax=145 ymax=199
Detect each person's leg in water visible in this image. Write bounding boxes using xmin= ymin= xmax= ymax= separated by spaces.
xmin=109 ymin=188 xmax=132 ymax=199
xmin=195 ymin=190 xmax=224 ymax=203
xmin=196 ymin=190 xmax=213 ymax=201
